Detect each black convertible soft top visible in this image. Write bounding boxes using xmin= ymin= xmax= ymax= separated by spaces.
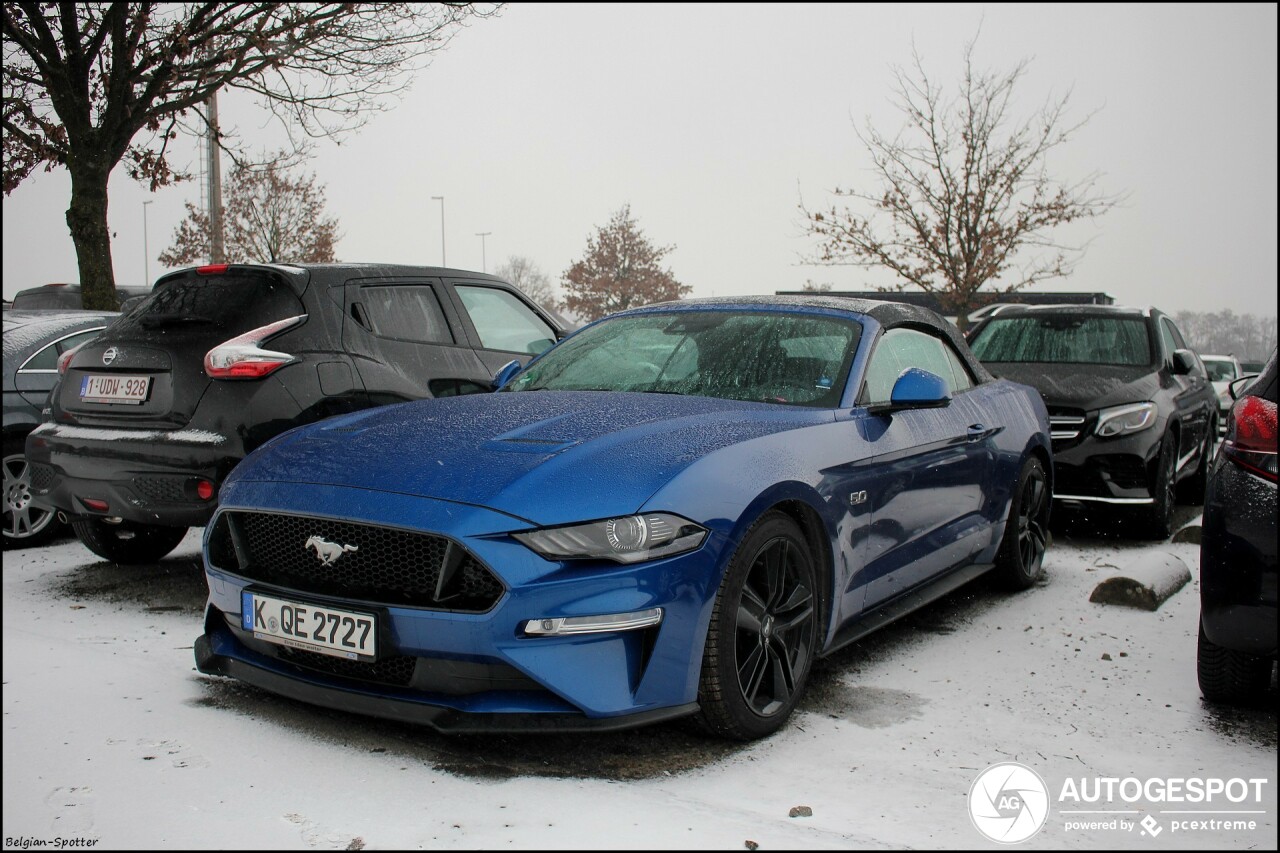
xmin=641 ymin=294 xmax=995 ymax=385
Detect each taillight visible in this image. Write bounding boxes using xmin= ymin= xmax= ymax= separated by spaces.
xmin=57 ymin=341 xmax=89 ymax=375
xmin=197 ymin=264 xmax=230 ymax=275
xmin=1222 ymin=395 xmax=1278 ymax=483
xmin=204 ymin=315 xmax=307 ymax=380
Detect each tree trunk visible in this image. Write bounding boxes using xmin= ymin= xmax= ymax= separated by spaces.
xmin=65 ymin=163 xmax=118 ymax=310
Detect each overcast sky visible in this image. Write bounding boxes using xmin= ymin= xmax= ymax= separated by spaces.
xmin=3 ymin=3 xmax=1276 ymax=318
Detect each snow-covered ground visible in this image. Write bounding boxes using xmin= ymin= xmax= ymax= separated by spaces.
xmin=3 ymin=516 xmax=1275 ymax=850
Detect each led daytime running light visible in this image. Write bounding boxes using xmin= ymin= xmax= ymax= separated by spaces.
xmin=514 ymin=513 xmax=707 ymax=564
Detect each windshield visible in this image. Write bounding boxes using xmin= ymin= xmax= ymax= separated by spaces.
xmin=1202 ymin=360 xmax=1237 ymax=382
xmin=505 ymin=310 xmax=862 ymax=407
xmin=969 ymin=315 xmax=1153 ymax=366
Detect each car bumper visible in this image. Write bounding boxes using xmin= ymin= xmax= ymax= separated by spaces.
xmin=195 ymin=482 xmax=729 ymax=730
xmin=24 ymin=422 xmax=240 ymax=526
xmin=1199 ymin=457 xmax=1278 ymax=658
xmin=1049 ymin=427 xmax=1164 ymax=505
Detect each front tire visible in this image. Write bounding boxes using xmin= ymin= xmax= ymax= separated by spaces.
xmin=696 ymin=512 xmax=819 ymax=740
xmin=72 ymin=518 xmax=188 ymax=564
xmin=1140 ymin=432 xmax=1178 ymax=540
xmin=3 ymin=437 xmax=64 ymax=549
xmin=1177 ymin=419 xmax=1215 ymax=506
xmin=1197 ymin=623 xmax=1273 ymax=705
xmin=994 ymin=456 xmax=1050 ymax=590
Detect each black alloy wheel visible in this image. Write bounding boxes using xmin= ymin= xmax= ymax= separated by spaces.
xmin=3 ymin=439 xmax=63 ymax=549
xmin=995 ymin=456 xmax=1050 ymax=590
xmin=697 ymin=512 xmax=819 ymax=740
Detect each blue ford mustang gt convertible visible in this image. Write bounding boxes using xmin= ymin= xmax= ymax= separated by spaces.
xmin=195 ymin=296 xmax=1053 ymax=740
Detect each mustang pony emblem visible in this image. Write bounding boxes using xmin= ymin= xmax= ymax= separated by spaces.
xmin=305 ymin=535 xmax=358 ymax=566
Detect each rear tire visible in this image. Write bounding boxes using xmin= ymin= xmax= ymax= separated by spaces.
xmin=994 ymin=457 xmax=1050 ymax=590
xmin=72 ymin=518 xmax=188 ymax=564
xmin=3 ymin=437 xmax=64 ymax=550
xmin=696 ymin=512 xmax=819 ymax=740
xmin=1197 ymin=623 xmax=1273 ymax=705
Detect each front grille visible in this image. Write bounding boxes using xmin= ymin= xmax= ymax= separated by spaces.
xmin=277 ymin=646 xmax=417 ymax=687
xmin=1095 ymin=454 xmax=1150 ymax=491
xmin=132 ymin=476 xmax=187 ymax=504
xmin=1048 ymin=407 xmax=1091 ymax=450
xmin=29 ymin=463 xmax=56 ymax=492
xmin=213 ymin=511 xmax=504 ymax=612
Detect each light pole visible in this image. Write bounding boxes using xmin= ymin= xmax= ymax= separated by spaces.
xmin=476 ymin=232 xmax=491 ymax=273
xmin=142 ymin=200 xmax=153 ymax=284
xmin=431 ymin=196 xmax=446 ymax=266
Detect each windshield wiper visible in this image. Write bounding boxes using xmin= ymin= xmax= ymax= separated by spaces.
xmin=138 ymin=313 xmax=215 ymax=329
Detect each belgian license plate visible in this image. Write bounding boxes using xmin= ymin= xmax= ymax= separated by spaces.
xmin=79 ymin=374 xmax=151 ymax=404
xmin=242 ymin=591 xmax=377 ymax=661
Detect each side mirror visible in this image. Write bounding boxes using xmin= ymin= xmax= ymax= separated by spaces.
xmin=1171 ymin=349 xmax=1199 ymax=376
xmin=1228 ymin=374 xmax=1257 ymax=401
xmin=492 ymin=359 xmax=522 ymax=391
xmin=869 ymin=368 xmax=952 ymax=414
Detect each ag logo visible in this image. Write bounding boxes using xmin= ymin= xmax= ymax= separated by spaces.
xmin=969 ymin=762 xmax=1049 ymax=844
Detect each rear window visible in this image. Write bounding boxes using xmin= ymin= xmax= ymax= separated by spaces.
xmin=111 ymin=273 xmax=304 ymax=337
xmin=11 ymin=289 xmax=81 ymax=310
xmin=969 ymin=315 xmax=1153 ymax=366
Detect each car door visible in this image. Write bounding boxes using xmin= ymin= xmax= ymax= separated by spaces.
xmin=849 ymin=327 xmax=997 ymax=612
xmin=342 ymin=277 xmax=497 ymax=402
xmin=1157 ymin=315 xmax=1213 ymax=465
xmin=444 ymin=280 xmax=561 ymax=375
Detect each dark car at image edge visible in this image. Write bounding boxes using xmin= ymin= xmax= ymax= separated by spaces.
xmin=25 ymin=262 xmax=564 ymax=563
xmin=967 ymin=304 xmax=1219 ymax=538
xmin=1197 ymin=347 xmax=1277 ymax=705
xmin=3 ymin=309 xmax=119 ymax=548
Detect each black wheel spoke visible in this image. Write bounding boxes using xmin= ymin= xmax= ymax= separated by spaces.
xmin=738 ymin=644 xmax=768 ymax=704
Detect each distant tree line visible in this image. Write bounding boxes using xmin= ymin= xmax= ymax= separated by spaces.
xmin=1174 ymin=310 xmax=1277 ymax=363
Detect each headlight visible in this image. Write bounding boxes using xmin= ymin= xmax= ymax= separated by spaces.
xmin=513 ymin=513 xmax=707 ymax=564
xmin=1095 ymin=402 xmax=1157 ymax=438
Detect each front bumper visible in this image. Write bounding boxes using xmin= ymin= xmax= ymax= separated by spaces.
xmin=1049 ymin=426 xmax=1165 ymax=505
xmin=195 ymin=482 xmax=728 ymax=730
xmin=25 ymin=422 xmax=238 ymax=526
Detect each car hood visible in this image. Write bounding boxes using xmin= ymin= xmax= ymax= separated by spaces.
xmin=984 ymin=362 xmax=1160 ymax=410
xmin=230 ymin=391 xmax=830 ymax=526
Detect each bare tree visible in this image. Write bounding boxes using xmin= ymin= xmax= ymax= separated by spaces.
xmin=494 ymin=256 xmax=560 ymax=311
xmin=1174 ymin=310 xmax=1278 ymax=363
xmin=562 ymin=205 xmax=689 ymax=323
xmin=800 ymin=39 xmax=1120 ymax=328
xmin=158 ymin=152 xmax=338 ymax=266
xmin=3 ymin=3 xmax=495 ymax=309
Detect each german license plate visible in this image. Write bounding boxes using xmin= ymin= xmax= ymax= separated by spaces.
xmin=79 ymin=374 xmax=151 ymax=404
xmin=242 ymin=591 xmax=377 ymax=661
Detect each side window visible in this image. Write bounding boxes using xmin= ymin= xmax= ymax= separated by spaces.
xmin=861 ymin=328 xmax=968 ymax=403
xmin=455 ymin=285 xmax=557 ymax=355
xmin=360 ymin=285 xmax=454 ymax=344
xmin=943 ymin=344 xmax=975 ymax=393
xmin=20 ymin=329 xmax=104 ymax=372
xmin=1157 ymin=318 xmax=1180 ymax=363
